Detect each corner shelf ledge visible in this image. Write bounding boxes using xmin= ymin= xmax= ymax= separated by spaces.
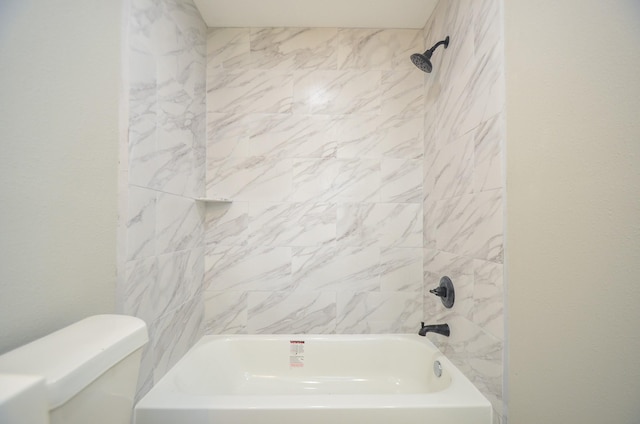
xmin=195 ymin=197 xmax=233 ymax=204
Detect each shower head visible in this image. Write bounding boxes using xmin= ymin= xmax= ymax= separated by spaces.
xmin=410 ymin=36 xmax=450 ymax=73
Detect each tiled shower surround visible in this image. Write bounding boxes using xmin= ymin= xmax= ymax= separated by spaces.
xmin=202 ymin=27 xmax=426 ymax=334
xmin=118 ymin=0 xmax=504 ymax=420
xmin=119 ymin=0 xmax=208 ymax=396
xmin=422 ymin=1 xmax=505 ymax=421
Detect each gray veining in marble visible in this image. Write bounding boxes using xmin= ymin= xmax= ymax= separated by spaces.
xmin=203 ymin=25 xmax=430 ymax=337
xmin=119 ymin=0 xmax=207 ymax=401
xmin=421 ymin=0 xmax=505 ymax=420
xmin=121 ymin=0 xmax=505 ymax=419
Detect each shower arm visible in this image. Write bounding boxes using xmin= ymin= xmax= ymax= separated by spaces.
xmin=423 ymin=39 xmax=448 ymax=57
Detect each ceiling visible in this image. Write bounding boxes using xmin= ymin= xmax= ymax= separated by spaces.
xmin=192 ymin=0 xmax=439 ymax=29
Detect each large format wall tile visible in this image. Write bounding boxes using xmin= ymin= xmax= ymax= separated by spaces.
xmin=150 ymin=294 xmax=204 ymax=383
xmin=204 ymin=27 xmax=427 ymax=340
xmin=292 ymin=70 xmax=382 ymax=115
xmin=291 ymin=245 xmax=380 ymax=292
xmin=207 ymin=156 xmax=293 ymax=201
xmin=336 ymin=291 xmax=422 ymax=333
xmin=124 ymin=257 xmax=158 ymax=325
xmin=250 ymin=28 xmax=338 ymax=70
xmin=205 ymin=245 xmax=292 ymax=292
xmin=120 ymin=0 xmax=207 ymax=401
xmin=336 ymin=115 xmax=424 ymax=159
xmin=429 ymin=131 xmax=475 ymax=201
xmin=337 ymin=29 xmax=423 ymax=70
xmin=127 ymin=186 xmax=157 ymax=261
xmin=156 ymin=248 xmax=204 ymax=316
xmin=202 ymin=290 xmax=248 ymax=334
xmin=248 ymin=202 xmax=336 ymax=247
xmin=421 ymin=0 xmax=505 ymax=420
xmin=380 ymin=159 xmax=423 ymax=203
xmin=247 ymin=291 xmax=337 ymax=333
xmin=204 ymin=202 xmax=249 ymax=246
xmin=207 ymin=69 xmax=293 ymax=114
xmin=291 ymin=158 xmax=339 ymax=202
xmin=472 ymin=259 xmax=504 ymax=340
xmin=381 ymin=70 xmax=425 ymax=117
xmin=337 ymin=203 xmax=422 ymax=248
xmin=434 ymin=190 xmax=503 ymax=262
xmin=379 ymin=247 xmax=423 ymax=292
xmin=473 ymin=113 xmax=504 ymax=192
xmin=206 ymin=113 xmax=251 ymax=158
xmin=238 ymin=114 xmax=337 ymax=159
xmin=332 ymin=159 xmax=381 ymax=202
xmin=207 ymin=28 xmax=251 ymax=70
xmin=156 ymin=192 xmax=204 ymax=254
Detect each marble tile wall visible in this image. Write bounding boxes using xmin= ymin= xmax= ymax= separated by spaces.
xmin=203 ymin=28 xmax=426 ymax=335
xmin=421 ymin=0 xmax=505 ymax=422
xmin=117 ymin=0 xmax=505 ymax=414
xmin=118 ymin=0 xmax=207 ymax=399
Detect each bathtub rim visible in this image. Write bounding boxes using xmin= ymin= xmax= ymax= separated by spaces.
xmin=135 ymin=333 xmax=492 ymax=411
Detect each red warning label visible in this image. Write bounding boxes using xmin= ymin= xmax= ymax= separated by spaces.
xmin=289 ymin=340 xmax=305 ymax=368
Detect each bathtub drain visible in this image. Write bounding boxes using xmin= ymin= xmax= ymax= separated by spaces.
xmin=433 ymin=361 xmax=443 ymax=378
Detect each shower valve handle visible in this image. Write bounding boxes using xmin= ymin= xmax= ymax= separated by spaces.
xmin=429 ymin=276 xmax=455 ymax=309
xmin=429 ymin=286 xmax=447 ymax=297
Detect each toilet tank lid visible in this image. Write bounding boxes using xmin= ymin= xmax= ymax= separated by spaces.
xmin=0 ymin=315 xmax=148 ymax=409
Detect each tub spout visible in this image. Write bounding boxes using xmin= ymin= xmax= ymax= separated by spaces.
xmin=418 ymin=322 xmax=450 ymax=337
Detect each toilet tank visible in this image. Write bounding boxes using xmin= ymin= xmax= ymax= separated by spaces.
xmin=0 ymin=315 xmax=148 ymax=424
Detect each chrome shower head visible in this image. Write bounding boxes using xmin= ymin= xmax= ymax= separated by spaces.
xmin=411 ymin=36 xmax=450 ymax=73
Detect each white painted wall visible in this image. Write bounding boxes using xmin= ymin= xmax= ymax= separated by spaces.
xmin=505 ymin=0 xmax=640 ymax=422
xmin=0 ymin=1 xmax=121 ymax=353
xmin=193 ymin=0 xmax=437 ymax=29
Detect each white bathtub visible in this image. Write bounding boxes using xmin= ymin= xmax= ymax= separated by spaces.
xmin=134 ymin=334 xmax=492 ymax=424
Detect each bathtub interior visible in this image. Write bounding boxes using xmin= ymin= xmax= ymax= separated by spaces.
xmin=134 ymin=334 xmax=493 ymax=424
xmin=173 ymin=335 xmax=451 ymax=395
